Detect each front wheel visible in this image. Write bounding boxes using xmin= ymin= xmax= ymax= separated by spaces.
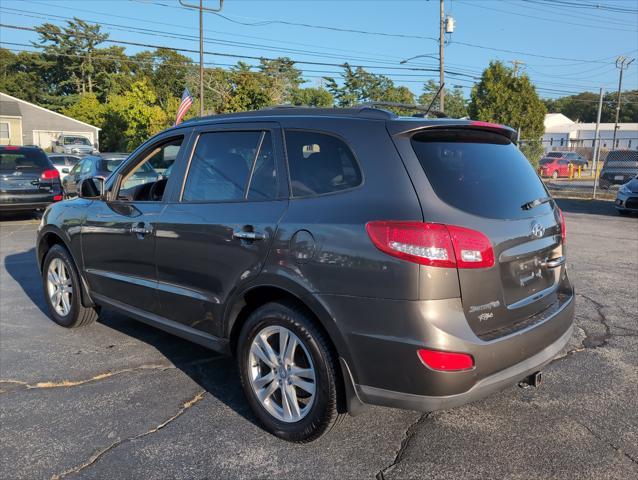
xmin=42 ymin=245 xmax=99 ymax=328
xmin=237 ymin=302 xmax=344 ymax=442
xmin=551 ymin=170 xmax=559 ymax=179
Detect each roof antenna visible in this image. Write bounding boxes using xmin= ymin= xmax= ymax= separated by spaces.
xmin=423 ymin=82 xmax=445 ymax=118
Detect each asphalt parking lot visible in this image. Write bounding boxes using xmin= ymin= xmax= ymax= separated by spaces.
xmin=1 ymin=199 xmax=636 ymax=480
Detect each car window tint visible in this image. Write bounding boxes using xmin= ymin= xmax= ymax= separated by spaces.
xmin=411 ymin=129 xmax=550 ymax=220
xmin=0 ymin=149 xmax=50 ymax=171
xmin=285 ymin=130 xmax=362 ymax=196
xmin=80 ymin=159 xmax=93 ymax=174
xmin=247 ymin=132 xmax=278 ymax=201
xmin=182 ymin=131 xmax=261 ymax=202
xmin=50 ymin=156 xmax=66 ymax=166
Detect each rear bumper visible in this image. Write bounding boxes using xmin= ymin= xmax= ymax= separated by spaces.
xmin=0 ymin=193 xmax=61 ymax=211
xmin=319 ymin=280 xmax=575 ymax=412
xmin=358 ymin=321 xmax=573 ymax=411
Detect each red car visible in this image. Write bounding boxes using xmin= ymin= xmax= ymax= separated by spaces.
xmin=539 ymin=152 xmax=588 ymax=178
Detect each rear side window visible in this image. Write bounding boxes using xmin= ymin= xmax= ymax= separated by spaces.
xmin=182 ymin=131 xmax=276 ymax=202
xmin=411 ymin=129 xmax=550 ymax=219
xmin=0 ymin=148 xmax=50 ymax=171
xmin=285 ymin=130 xmax=362 ymax=197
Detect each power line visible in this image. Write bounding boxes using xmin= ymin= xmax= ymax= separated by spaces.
xmin=133 ymin=0 xmax=629 ymax=64
xmin=455 ymin=0 xmax=637 ymax=33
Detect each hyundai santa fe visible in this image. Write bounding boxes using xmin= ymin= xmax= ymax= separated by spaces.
xmin=36 ymin=107 xmax=574 ymax=442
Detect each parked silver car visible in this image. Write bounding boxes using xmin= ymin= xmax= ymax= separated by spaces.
xmin=615 ymin=175 xmax=638 ymax=215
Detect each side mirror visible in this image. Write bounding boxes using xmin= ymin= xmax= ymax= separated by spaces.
xmin=61 ymin=168 xmax=70 ymax=174
xmin=78 ymin=177 xmax=105 ymax=200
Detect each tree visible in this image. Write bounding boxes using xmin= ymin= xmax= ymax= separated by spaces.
xmin=34 ymin=18 xmax=108 ymax=96
xmin=100 ymin=81 xmax=167 ymax=152
xmin=418 ymin=79 xmax=467 ymax=118
xmin=0 ymin=49 xmax=48 ymax=104
xmin=290 ymin=87 xmax=333 ymax=107
xmin=61 ymin=93 xmax=105 ymax=128
xmin=545 ymin=90 xmax=637 ymax=123
xmin=325 ymin=65 xmax=415 ymax=111
xmin=469 ymin=61 xmax=546 ymax=165
xmin=258 ymin=57 xmax=304 ymax=104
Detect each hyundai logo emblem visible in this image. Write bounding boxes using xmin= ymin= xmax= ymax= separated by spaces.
xmin=531 ymin=222 xmax=545 ymax=239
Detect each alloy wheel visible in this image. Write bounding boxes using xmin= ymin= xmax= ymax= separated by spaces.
xmin=248 ymin=325 xmax=316 ymax=423
xmin=47 ymin=258 xmax=73 ymax=317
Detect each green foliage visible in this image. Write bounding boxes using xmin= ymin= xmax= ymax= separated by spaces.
xmin=545 ymin=90 xmax=638 ymax=123
xmin=290 ymin=87 xmax=333 ymax=107
xmin=325 ymin=65 xmax=415 ymax=111
xmin=61 ymin=93 xmax=105 ymax=127
xmin=469 ymin=61 xmax=546 ymax=166
xmin=418 ymin=79 xmax=468 ymax=118
xmin=100 ymin=81 xmax=168 ymax=152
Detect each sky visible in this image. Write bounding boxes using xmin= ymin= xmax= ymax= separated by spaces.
xmin=1 ymin=0 xmax=637 ymax=100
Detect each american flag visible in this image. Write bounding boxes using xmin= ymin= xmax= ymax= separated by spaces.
xmin=174 ymin=87 xmax=193 ymax=125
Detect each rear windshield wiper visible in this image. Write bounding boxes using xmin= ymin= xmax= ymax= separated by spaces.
xmin=521 ymin=196 xmax=552 ymax=210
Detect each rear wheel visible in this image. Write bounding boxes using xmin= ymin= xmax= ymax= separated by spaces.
xmin=237 ymin=302 xmax=343 ymax=442
xmin=42 ymin=245 xmax=99 ymax=328
xmin=551 ymin=170 xmax=559 ymax=179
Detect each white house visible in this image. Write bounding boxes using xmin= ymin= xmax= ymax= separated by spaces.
xmin=543 ymin=113 xmax=637 ymax=151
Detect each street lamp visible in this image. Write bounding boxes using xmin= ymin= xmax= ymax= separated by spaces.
xmin=400 ymin=53 xmax=438 ymax=64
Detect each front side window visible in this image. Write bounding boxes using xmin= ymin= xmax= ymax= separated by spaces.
xmin=116 ymin=137 xmax=183 ymax=202
xmin=182 ymin=131 xmax=276 ymax=202
xmin=285 ymin=130 xmax=362 ymax=197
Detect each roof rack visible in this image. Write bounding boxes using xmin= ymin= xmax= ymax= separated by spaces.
xmin=356 ymin=102 xmax=448 ymax=119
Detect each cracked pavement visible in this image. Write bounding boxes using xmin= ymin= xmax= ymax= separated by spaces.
xmin=1 ymin=199 xmax=636 ymax=479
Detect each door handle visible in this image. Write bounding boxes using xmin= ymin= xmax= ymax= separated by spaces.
xmin=541 ymin=256 xmax=565 ymax=268
xmin=131 ymin=223 xmax=153 ymax=236
xmin=232 ymin=230 xmax=265 ymax=241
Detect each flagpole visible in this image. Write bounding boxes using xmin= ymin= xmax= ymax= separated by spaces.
xmin=178 ymin=0 xmax=224 ymax=117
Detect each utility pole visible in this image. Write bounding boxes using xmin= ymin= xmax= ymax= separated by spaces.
xmin=439 ymin=0 xmax=445 ymax=113
xmin=592 ymin=87 xmax=604 ymax=199
xmin=612 ymin=56 xmax=634 ymax=148
xmin=510 ymin=60 xmax=526 ymax=77
xmin=179 ymin=0 xmax=224 ymax=117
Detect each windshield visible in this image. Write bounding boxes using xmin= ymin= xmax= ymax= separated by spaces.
xmin=0 ymin=148 xmax=51 ymax=171
xmin=411 ymin=129 xmax=551 ymax=219
xmin=63 ymin=136 xmax=91 ymax=146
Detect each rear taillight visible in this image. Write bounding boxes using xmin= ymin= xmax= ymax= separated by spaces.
xmin=41 ymin=169 xmax=60 ymax=180
xmin=417 ymin=348 xmax=474 ymax=371
xmin=366 ymin=221 xmax=494 ymax=269
xmin=558 ymin=208 xmax=566 ymax=244
xmin=53 ymin=195 xmax=63 ymax=201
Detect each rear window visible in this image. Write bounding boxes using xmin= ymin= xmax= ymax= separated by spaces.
xmin=0 ymin=148 xmax=51 ymax=171
xmin=604 ymin=151 xmax=638 ymax=168
xmin=411 ymin=129 xmax=550 ymax=219
xmin=539 ymin=158 xmax=554 ymax=165
xmin=546 ymin=152 xmax=563 ymax=158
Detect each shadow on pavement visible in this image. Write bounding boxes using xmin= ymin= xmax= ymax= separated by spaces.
xmin=556 ymin=198 xmax=632 ymax=218
xmin=4 ymin=247 xmax=259 ymax=427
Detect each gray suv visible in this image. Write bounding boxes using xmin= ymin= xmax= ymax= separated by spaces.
xmin=36 ymin=107 xmax=574 ymax=442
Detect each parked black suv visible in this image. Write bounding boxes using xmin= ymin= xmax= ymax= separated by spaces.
xmin=36 ymin=107 xmax=574 ymax=442
xmin=599 ymin=150 xmax=638 ymax=189
xmin=1 ymin=146 xmax=63 ymax=213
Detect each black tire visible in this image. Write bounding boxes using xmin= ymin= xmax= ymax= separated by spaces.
xmin=599 ymin=181 xmax=609 ymax=190
xmin=551 ymin=171 xmax=559 ymax=179
xmin=42 ymin=244 xmax=99 ymax=328
xmin=237 ymin=302 xmax=344 ymax=442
